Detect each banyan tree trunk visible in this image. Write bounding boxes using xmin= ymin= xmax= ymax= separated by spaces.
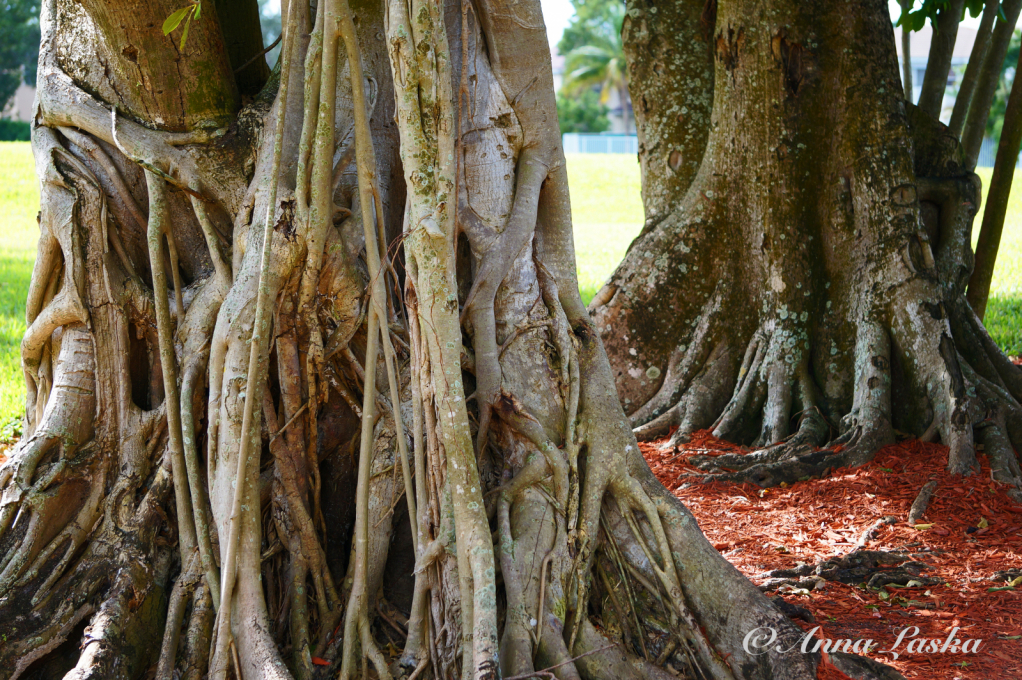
xmin=599 ymin=0 xmax=1022 ymax=491
xmin=1 ymin=0 xmax=909 ymax=679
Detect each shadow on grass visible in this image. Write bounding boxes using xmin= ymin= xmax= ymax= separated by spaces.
xmin=0 ymin=252 xmax=32 ymax=439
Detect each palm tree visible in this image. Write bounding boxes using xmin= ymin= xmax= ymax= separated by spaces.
xmin=562 ymin=2 xmax=631 ymax=132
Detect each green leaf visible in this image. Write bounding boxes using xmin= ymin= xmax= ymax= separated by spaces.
xmin=963 ymin=0 xmax=984 ymax=19
xmin=194 ymin=2 xmax=201 ymax=20
xmin=162 ymin=6 xmax=192 ymax=36
xmin=988 ymin=585 xmax=1015 ymax=592
xmin=179 ymin=13 xmax=192 ymax=51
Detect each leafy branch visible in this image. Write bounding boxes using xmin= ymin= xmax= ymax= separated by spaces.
xmin=162 ymin=1 xmax=202 ymax=51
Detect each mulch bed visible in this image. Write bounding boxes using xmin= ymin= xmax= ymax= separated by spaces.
xmin=644 ymin=431 xmax=1022 ymax=679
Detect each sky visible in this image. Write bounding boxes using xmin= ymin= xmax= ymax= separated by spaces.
xmin=540 ymin=0 xmax=573 ymax=48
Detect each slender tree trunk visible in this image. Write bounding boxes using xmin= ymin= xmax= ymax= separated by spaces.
xmin=602 ymin=0 xmax=1022 ymax=490
xmin=916 ymin=0 xmax=964 ymax=119
xmin=900 ymin=0 xmax=913 ymax=100
xmin=961 ymin=0 xmax=1022 ymax=168
xmin=948 ymin=0 xmax=998 ymax=137
xmin=967 ymin=46 xmax=1022 ymax=319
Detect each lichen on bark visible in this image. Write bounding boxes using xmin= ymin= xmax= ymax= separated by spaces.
xmin=597 ymin=0 xmax=1022 ymax=493
xmin=0 ymin=0 xmax=926 ymax=679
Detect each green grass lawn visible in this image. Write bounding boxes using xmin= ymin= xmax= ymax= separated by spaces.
xmin=0 ymin=142 xmax=37 ymax=441
xmin=0 ymin=145 xmax=1018 ymax=439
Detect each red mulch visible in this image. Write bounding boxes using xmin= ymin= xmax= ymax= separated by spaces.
xmin=644 ymin=431 xmax=1022 ymax=680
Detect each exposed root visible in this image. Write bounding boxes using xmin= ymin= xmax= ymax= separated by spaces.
xmin=907 ymin=480 xmax=938 ymax=525
xmin=209 ymin=2 xmax=299 ymax=675
xmin=757 ymin=550 xmax=941 ymax=592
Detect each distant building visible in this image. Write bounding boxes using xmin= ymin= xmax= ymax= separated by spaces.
xmin=1 ymin=83 xmax=35 ymax=122
xmin=895 ymin=23 xmax=978 ymax=123
xmin=1 ymin=82 xmax=34 ymax=122
xmin=551 ymin=49 xmax=564 ymax=94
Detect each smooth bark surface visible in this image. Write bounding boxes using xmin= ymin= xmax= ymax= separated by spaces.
xmin=967 ymin=45 xmax=1022 ymax=319
xmin=948 ymin=0 xmax=998 ymax=137
xmin=916 ymin=0 xmax=963 ymax=119
xmin=900 ymin=0 xmax=913 ymax=99
xmin=961 ymin=0 xmax=1022 ymax=168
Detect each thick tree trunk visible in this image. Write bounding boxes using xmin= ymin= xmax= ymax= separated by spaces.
xmin=0 ymin=0 xmax=865 ymax=679
xmin=599 ymin=0 xmax=1022 ymax=490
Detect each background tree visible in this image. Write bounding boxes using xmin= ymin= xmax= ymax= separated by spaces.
xmin=559 ymin=0 xmax=632 ymax=132
xmin=0 ymin=0 xmax=40 ymax=115
xmin=557 ymin=89 xmax=611 ymax=133
xmin=597 ymin=0 xmax=1022 ymax=492
xmin=256 ymin=0 xmax=283 ymax=69
xmin=0 ymin=1 xmax=849 ymax=680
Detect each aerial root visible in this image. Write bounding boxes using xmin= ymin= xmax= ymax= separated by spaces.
xmin=64 ymin=561 xmax=167 ymax=680
xmin=605 ymin=476 xmax=737 ymax=680
xmin=263 ymin=392 xmax=343 ymax=653
xmin=958 ymin=295 xmax=1022 ymax=403
xmin=209 ymin=0 xmax=298 ymax=671
xmin=156 ymin=553 xmax=202 ymax=680
xmin=712 ymin=330 xmax=769 ymax=443
xmin=177 ymin=583 xmax=214 ymax=680
xmin=23 ymin=475 xmax=104 ymax=604
xmin=0 ymin=455 xmax=104 ymax=600
xmin=628 ymin=299 xmax=727 ymax=430
xmin=975 ymin=422 xmax=1022 ymax=503
xmin=688 ymin=407 xmax=829 ymax=473
xmin=631 ymin=341 xmax=737 ymax=446
xmin=570 ymin=619 xmax=676 ymax=680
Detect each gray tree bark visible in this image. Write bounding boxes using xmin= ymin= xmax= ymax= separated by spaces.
xmin=0 ymin=0 xmax=860 ymax=679
xmin=598 ymin=0 xmax=1022 ymax=491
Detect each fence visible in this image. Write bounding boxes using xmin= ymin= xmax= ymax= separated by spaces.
xmin=974 ymin=137 xmax=1022 ymax=169
xmin=562 ymin=133 xmax=638 ymax=155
